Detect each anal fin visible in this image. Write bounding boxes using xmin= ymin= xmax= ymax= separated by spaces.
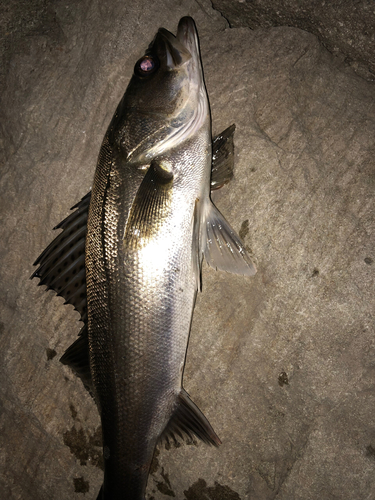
xmin=163 ymin=389 xmax=221 ymax=447
xmin=211 ymin=124 xmax=235 ymax=190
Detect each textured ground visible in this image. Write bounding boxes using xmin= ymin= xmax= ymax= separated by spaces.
xmin=1 ymin=1 xmax=375 ymax=499
xmin=211 ymin=0 xmax=375 ymax=81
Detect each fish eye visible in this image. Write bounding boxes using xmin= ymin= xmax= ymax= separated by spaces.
xmin=134 ymin=55 xmax=159 ymax=78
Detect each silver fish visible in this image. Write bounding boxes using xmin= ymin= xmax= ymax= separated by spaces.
xmin=32 ymin=17 xmax=256 ymax=500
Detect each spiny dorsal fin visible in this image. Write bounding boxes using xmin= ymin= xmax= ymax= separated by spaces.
xmin=162 ymin=389 xmax=221 ymax=447
xmin=31 ymin=192 xmax=91 ymax=322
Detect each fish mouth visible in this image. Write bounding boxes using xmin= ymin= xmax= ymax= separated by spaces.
xmin=156 ymin=17 xmax=203 ymax=87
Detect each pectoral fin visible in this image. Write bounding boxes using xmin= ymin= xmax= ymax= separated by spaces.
xmin=124 ymin=160 xmax=173 ymax=249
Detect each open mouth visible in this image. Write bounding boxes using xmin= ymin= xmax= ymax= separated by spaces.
xmin=156 ymin=17 xmax=200 ymax=70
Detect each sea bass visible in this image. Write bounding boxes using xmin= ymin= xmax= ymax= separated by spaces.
xmin=32 ymin=17 xmax=256 ymax=499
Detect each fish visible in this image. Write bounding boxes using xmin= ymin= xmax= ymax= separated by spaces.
xmin=32 ymin=16 xmax=256 ymax=500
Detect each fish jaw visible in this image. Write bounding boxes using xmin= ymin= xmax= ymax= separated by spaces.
xmin=176 ymin=16 xmax=206 ymax=101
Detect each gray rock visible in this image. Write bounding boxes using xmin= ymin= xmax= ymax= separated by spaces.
xmin=1 ymin=1 xmax=375 ymax=499
xmin=212 ymin=0 xmax=375 ymax=81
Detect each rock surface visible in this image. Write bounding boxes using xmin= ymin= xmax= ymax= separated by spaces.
xmin=1 ymin=1 xmax=375 ymax=499
xmin=212 ymin=0 xmax=375 ymax=82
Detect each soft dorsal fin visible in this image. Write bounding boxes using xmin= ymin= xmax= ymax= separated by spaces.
xmin=59 ymin=325 xmax=94 ymax=397
xmin=162 ymin=389 xmax=221 ymax=447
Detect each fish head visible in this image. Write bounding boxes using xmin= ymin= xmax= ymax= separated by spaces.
xmin=110 ymin=17 xmax=210 ymax=166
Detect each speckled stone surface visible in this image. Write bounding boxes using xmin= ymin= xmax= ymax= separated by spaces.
xmin=211 ymin=0 xmax=375 ymax=82
xmin=1 ymin=1 xmax=375 ymax=499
